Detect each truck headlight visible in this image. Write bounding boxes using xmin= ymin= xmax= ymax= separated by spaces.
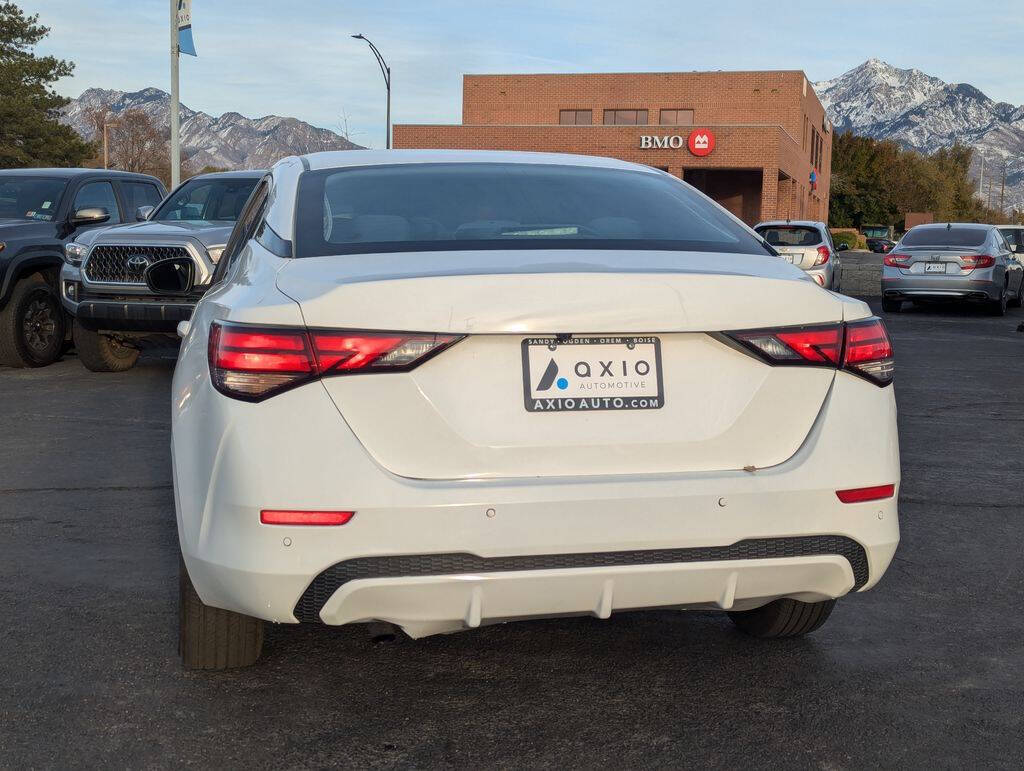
xmin=64 ymin=242 xmax=88 ymax=266
xmin=207 ymin=247 xmax=225 ymax=264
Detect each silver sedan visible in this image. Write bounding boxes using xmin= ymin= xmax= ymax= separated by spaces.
xmin=881 ymin=223 xmax=1024 ymax=316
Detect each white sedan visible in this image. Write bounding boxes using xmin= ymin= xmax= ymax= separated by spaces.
xmin=148 ymin=150 xmax=900 ymax=669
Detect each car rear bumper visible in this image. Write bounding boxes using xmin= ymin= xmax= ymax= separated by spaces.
xmin=881 ymin=270 xmax=1000 ymax=300
xmin=174 ymin=367 xmax=902 ymax=635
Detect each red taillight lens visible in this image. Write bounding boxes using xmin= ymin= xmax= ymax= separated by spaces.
xmin=883 ymin=253 xmax=912 ymax=267
xmin=727 ymin=316 xmax=893 ymax=386
xmin=842 ymin=317 xmax=894 ymax=385
xmin=961 ymin=254 xmax=995 ymax=269
xmin=260 ymin=510 xmax=355 ymax=526
xmin=814 ymin=245 xmax=830 ymax=266
xmin=209 ymin=322 xmax=462 ymax=401
xmin=836 ymin=484 xmax=895 ymax=503
xmin=730 ymin=324 xmax=842 ymax=365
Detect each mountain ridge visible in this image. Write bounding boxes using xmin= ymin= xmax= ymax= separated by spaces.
xmin=812 ymin=59 xmax=1024 ymax=209
xmin=59 ymin=87 xmax=362 ymax=171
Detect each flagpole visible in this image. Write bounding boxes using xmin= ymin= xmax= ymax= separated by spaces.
xmin=170 ymin=0 xmax=181 ymax=188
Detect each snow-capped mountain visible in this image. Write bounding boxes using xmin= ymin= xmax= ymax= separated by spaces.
xmin=813 ymin=59 xmax=1024 ymax=210
xmin=60 ymin=87 xmax=361 ymax=171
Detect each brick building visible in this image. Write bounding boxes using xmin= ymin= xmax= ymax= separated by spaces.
xmin=393 ymin=70 xmax=832 ymax=225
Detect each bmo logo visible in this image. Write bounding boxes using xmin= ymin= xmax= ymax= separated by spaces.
xmin=639 ymin=129 xmax=716 ymax=156
xmin=688 ymin=129 xmax=715 ymax=156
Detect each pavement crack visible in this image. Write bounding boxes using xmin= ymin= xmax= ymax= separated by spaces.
xmin=0 ymin=483 xmax=173 ymax=495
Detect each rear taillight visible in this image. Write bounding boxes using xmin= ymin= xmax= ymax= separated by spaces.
xmin=727 ymin=316 xmax=894 ymax=386
xmin=842 ymin=317 xmax=894 ymax=385
xmin=814 ymin=245 xmax=830 ymax=266
xmin=209 ymin=322 xmax=462 ymax=401
xmin=883 ymin=253 xmax=912 ymax=267
xmin=960 ymin=254 xmax=995 ymax=269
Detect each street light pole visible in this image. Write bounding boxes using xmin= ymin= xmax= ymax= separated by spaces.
xmin=352 ymin=34 xmax=391 ymax=149
xmin=170 ymin=0 xmax=181 ymax=186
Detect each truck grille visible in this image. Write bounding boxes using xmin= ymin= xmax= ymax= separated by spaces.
xmin=83 ymin=245 xmax=192 ymax=284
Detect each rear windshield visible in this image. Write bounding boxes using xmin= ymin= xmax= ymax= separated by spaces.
xmin=754 ymin=225 xmax=821 ymax=247
xmin=154 ymin=177 xmax=258 ymax=223
xmin=901 ymin=227 xmax=987 ymax=248
xmin=294 ymin=163 xmax=772 ymax=258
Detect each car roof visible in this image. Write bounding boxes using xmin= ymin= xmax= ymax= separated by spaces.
xmin=754 ymin=220 xmax=826 ymax=228
xmin=295 ymin=149 xmax=658 ymax=174
xmin=0 ymin=167 xmax=160 ymax=181
xmin=909 ymin=222 xmax=992 ymax=230
xmin=185 ymin=170 xmax=265 ymax=181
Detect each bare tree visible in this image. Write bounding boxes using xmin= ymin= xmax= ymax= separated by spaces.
xmin=107 ymin=109 xmax=171 ymax=186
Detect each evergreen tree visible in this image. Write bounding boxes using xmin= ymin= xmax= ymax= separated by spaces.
xmin=0 ymin=1 xmax=92 ymax=168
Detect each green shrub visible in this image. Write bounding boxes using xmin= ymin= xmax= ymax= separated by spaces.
xmin=831 ymin=231 xmax=860 ymax=249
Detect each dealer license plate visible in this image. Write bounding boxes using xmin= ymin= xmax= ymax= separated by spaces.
xmin=521 ymin=336 xmax=664 ymax=412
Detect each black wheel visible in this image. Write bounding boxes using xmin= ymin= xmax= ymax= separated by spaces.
xmin=73 ymin=320 xmax=140 ymax=372
xmin=728 ymin=598 xmax=836 ymax=638
xmin=179 ymin=555 xmax=263 ymax=670
xmin=988 ymin=287 xmax=1008 ymax=317
xmin=881 ymin=298 xmax=902 ymax=313
xmin=0 ymin=274 xmax=66 ymax=368
xmin=1008 ymin=281 xmax=1022 ymax=309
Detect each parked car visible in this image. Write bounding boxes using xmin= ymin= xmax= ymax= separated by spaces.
xmin=867 ymin=237 xmax=896 ymax=253
xmin=60 ymin=170 xmax=262 ymax=371
xmin=998 ymin=225 xmax=1024 ymax=257
xmin=753 ymin=220 xmax=846 ymax=290
xmin=150 ymin=150 xmax=899 ymax=669
xmin=881 ymin=223 xmax=1024 ymax=315
xmin=0 ymin=168 xmax=165 ymax=367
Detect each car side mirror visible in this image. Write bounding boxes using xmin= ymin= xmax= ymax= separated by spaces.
xmin=144 ymin=257 xmax=196 ymax=295
xmin=136 ymin=205 xmax=155 ymax=221
xmin=837 ymin=243 xmax=850 ymax=251
xmin=71 ymin=207 xmax=110 ymax=226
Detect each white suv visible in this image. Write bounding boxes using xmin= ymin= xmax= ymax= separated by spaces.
xmin=148 ymin=150 xmax=900 ymax=669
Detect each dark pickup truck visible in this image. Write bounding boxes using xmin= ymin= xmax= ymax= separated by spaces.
xmin=0 ymin=168 xmax=165 ymax=367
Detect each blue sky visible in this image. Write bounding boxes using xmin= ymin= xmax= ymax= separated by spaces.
xmin=22 ymin=0 xmax=1024 ymax=148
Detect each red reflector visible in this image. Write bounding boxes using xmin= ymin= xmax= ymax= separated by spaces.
xmin=260 ymin=510 xmax=355 ymax=526
xmin=836 ymin=484 xmax=895 ymax=503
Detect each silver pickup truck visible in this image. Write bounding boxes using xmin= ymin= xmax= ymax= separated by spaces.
xmin=60 ymin=170 xmax=261 ymax=371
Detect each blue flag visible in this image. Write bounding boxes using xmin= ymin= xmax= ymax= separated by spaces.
xmin=177 ymin=0 xmax=196 ymax=56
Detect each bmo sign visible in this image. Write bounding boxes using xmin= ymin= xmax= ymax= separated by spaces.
xmin=640 ymin=128 xmax=716 ymax=157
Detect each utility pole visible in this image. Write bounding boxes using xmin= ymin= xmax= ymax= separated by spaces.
xmin=170 ymin=0 xmax=180 ymax=187
xmin=102 ymin=120 xmax=119 ymax=169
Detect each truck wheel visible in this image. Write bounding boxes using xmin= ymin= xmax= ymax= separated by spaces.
xmin=179 ymin=555 xmax=264 ymax=670
xmin=0 ymin=274 xmax=66 ymax=368
xmin=73 ymin=320 xmax=140 ymax=372
xmin=727 ymin=598 xmax=836 ymax=638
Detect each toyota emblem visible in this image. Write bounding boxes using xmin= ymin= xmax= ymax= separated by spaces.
xmin=126 ymin=255 xmax=151 ymax=272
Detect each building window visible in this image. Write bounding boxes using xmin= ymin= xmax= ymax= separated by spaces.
xmin=559 ymin=109 xmax=592 ymax=125
xmin=659 ymin=109 xmax=694 ymax=126
xmin=603 ymin=109 xmax=648 ymax=125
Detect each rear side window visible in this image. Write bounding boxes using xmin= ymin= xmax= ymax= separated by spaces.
xmin=901 ymin=227 xmax=987 ymax=248
xmin=294 ymin=163 xmax=771 ymax=258
xmin=123 ymin=181 xmax=163 ymax=213
xmin=755 ymin=226 xmax=822 ymax=247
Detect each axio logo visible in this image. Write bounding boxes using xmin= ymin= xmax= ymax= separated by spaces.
xmin=535 ymin=359 xmax=569 ymax=391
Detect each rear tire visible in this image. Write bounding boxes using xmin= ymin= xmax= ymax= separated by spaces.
xmin=988 ymin=287 xmax=1008 ymax=317
xmin=0 ymin=275 xmax=66 ymax=368
xmin=179 ymin=555 xmax=264 ymax=670
xmin=1008 ymin=282 xmax=1022 ymax=309
xmin=881 ymin=298 xmax=902 ymax=313
xmin=73 ymin=320 xmax=140 ymax=372
xmin=728 ymin=598 xmax=836 ymax=638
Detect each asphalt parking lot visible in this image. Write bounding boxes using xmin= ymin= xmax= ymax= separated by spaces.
xmin=2 ymin=295 xmax=1023 ymax=768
